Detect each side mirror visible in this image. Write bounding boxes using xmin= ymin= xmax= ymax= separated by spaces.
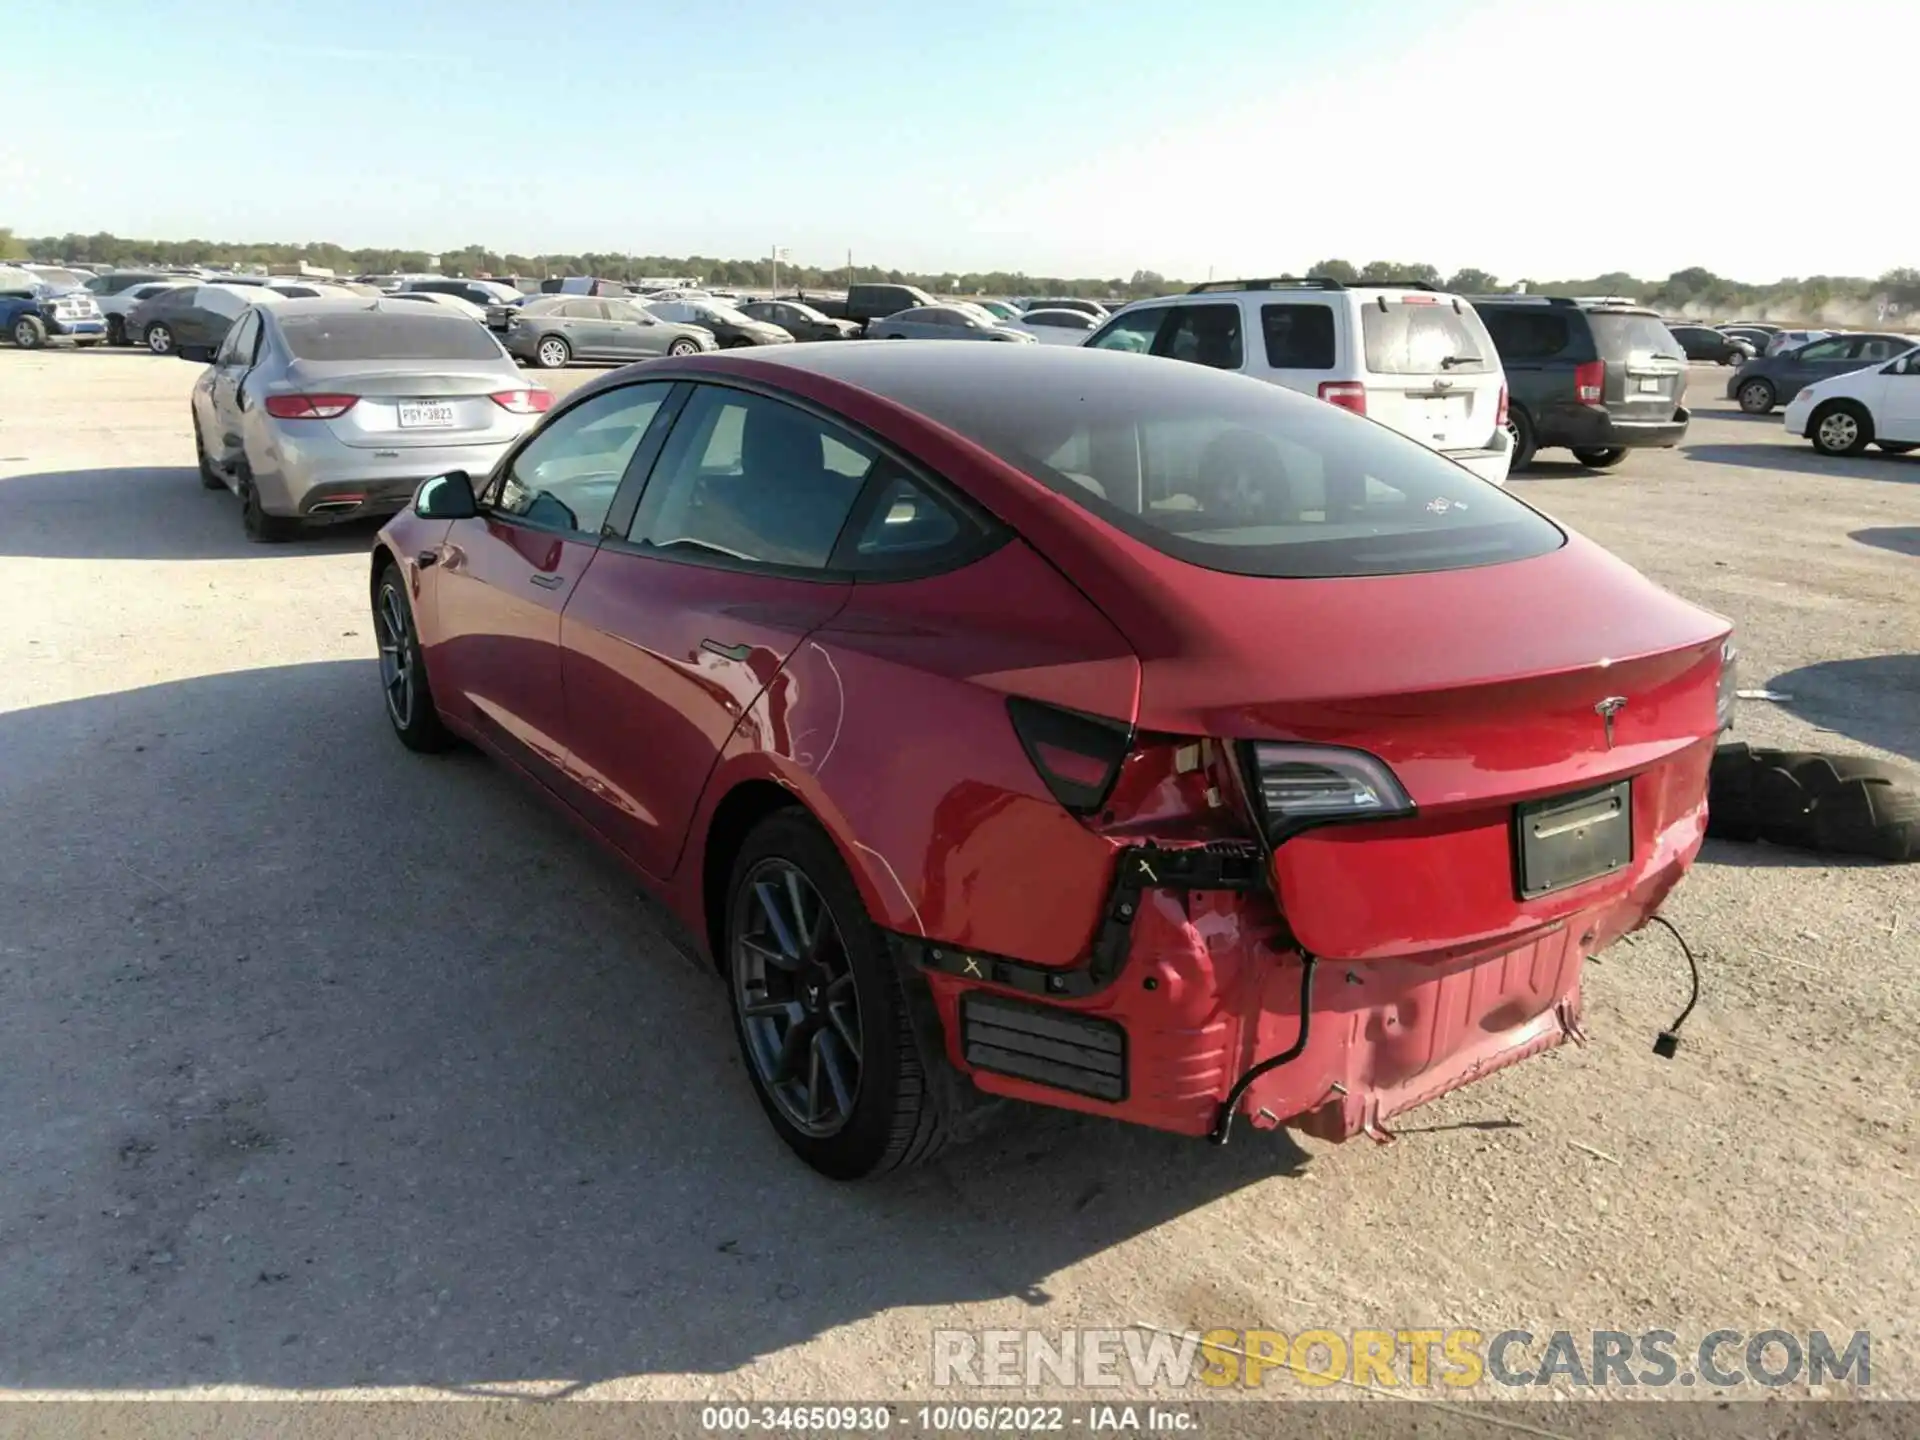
xmin=414 ymin=470 xmax=478 ymax=520
xmin=177 ymin=345 xmax=216 ymax=362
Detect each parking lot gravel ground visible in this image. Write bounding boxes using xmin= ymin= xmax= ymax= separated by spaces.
xmin=1 ymin=350 xmax=1914 ymax=1402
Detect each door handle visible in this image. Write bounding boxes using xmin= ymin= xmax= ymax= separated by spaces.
xmin=529 ymin=572 xmax=565 ymax=590
xmin=416 ymin=550 xmax=439 ymax=568
xmin=701 ymin=639 xmax=753 ymax=662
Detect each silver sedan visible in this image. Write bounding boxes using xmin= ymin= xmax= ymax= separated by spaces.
xmin=867 ymin=304 xmax=1036 ymax=343
xmin=505 ymin=295 xmax=717 ymax=369
xmin=185 ymin=298 xmax=551 ymax=542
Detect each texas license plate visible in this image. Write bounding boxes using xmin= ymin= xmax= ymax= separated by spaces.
xmin=1637 ymin=377 xmax=1664 ymax=393
xmin=397 ymin=400 xmax=456 ymax=428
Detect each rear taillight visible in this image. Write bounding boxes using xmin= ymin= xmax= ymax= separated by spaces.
xmin=1318 ymin=380 xmax=1368 ymax=416
xmin=264 ymin=393 xmax=358 ymax=420
xmin=1497 ymin=383 xmax=1509 ymax=428
xmin=1574 ymin=360 xmax=1604 ymax=406
xmin=490 ymin=388 xmax=554 ymax=414
xmin=1240 ymin=742 xmax=1414 ymax=843
xmin=1006 ymin=697 xmax=1133 ymax=815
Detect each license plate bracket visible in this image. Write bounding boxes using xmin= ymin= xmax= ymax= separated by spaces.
xmin=1514 ymin=779 xmax=1632 ymax=899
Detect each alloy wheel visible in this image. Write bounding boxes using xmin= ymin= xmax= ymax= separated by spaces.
xmin=375 ymin=582 xmax=415 ymax=730
xmin=12 ymin=321 xmax=33 ymax=347
xmin=538 ymin=339 xmax=568 ymax=368
xmin=148 ymin=325 xmax=172 ymax=355
xmin=731 ymin=858 xmax=864 ymax=1139
xmin=1817 ymin=412 xmax=1859 ymax=453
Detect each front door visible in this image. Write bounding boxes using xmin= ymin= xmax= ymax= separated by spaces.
xmin=560 ymin=382 xmax=876 ymax=879
xmin=430 ymin=381 xmax=677 ymax=789
xmin=203 ymin=309 xmax=261 ymax=473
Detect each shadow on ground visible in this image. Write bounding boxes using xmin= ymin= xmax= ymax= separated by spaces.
xmin=0 ymin=661 xmax=1304 ymax=1392
xmin=1681 ymin=444 xmax=1920 ymax=482
xmin=1851 ymin=526 xmax=1920 ymax=558
xmin=0 ymin=467 xmax=386 ymax=560
xmin=1763 ymin=654 xmax=1920 ymax=762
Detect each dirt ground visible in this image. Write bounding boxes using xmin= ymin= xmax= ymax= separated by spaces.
xmin=0 ymin=349 xmax=1914 ymax=1405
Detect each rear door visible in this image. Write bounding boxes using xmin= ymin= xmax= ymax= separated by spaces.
xmin=559 ymin=382 xmax=871 ymax=879
xmin=430 ymin=382 xmax=675 ymax=789
xmin=272 ymin=310 xmax=522 ymax=450
xmin=1358 ymin=294 xmax=1504 ymax=451
xmin=1587 ymin=311 xmax=1687 ymax=420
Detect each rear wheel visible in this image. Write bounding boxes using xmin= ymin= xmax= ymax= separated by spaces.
xmin=239 ymin=464 xmax=301 ymax=543
xmin=1810 ymin=402 xmax=1872 ymax=457
xmin=12 ymin=315 xmax=46 ymax=349
xmin=1504 ymin=406 xmax=1537 ymax=472
xmin=146 ymin=322 xmax=174 ymax=356
xmin=1737 ymin=378 xmax=1775 ymax=413
xmin=374 ymin=564 xmax=455 ymax=752
xmin=725 ymin=810 xmax=950 ymax=1180
xmin=534 ymin=335 xmax=570 ymax=369
xmin=1572 ymin=447 xmax=1629 ymax=468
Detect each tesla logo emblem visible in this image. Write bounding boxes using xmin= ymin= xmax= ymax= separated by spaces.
xmin=1594 ymin=696 xmax=1628 ymax=748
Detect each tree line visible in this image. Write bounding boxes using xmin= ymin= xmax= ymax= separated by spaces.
xmin=4 ymin=228 xmax=1914 ymax=321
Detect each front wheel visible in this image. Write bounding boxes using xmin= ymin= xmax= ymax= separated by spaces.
xmin=1810 ymin=403 xmax=1872 ymax=457
xmin=533 ymin=335 xmax=570 ymax=369
xmin=726 ymin=810 xmax=950 ymax=1180
xmin=667 ymin=338 xmax=700 ymax=356
xmin=12 ymin=315 xmax=46 ymax=349
xmin=146 ymin=322 xmax=174 ymax=356
xmin=1737 ymin=378 xmax=1775 ymax=413
xmin=1572 ymin=447 xmax=1629 ymax=469
xmin=374 ymin=565 xmax=455 ymax=752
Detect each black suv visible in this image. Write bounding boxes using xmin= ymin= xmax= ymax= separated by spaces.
xmin=1470 ymin=297 xmax=1689 ymax=470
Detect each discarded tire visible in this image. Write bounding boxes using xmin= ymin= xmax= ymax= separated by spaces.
xmin=1707 ymin=743 xmax=1919 ymax=861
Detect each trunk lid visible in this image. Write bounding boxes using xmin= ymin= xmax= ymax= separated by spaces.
xmin=1589 ymin=311 xmax=1688 ymax=422
xmin=280 ymin=362 xmax=521 ymax=450
xmin=1358 ymin=294 xmax=1505 ymax=451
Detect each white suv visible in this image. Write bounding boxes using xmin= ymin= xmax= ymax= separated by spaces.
xmin=1084 ymin=278 xmax=1513 ymax=485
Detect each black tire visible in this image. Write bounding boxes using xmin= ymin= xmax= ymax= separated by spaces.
xmin=238 ymin=464 xmax=301 ymax=543
xmin=11 ymin=314 xmax=47 ymax=349
xmin=74 ymin=339 xmax=102 ymax=348
xmin=106 ymin=314 xmax=127 ymax=347
xmin=532 ymin=334 xmax=570 ymax=369
xmin=1572 ymin=447 xmax=1629 ymax=469
xmin=146 ymin=322 xmax=174 ymax=356
xmin=1808 ymin=401 xmax=1872 ymax=457
xmin=1504 ymin=406 xmax=1537 ymax=472
xmin=667 ymin=338 xmax=700 ymax=356
xmin=192 ymin=413 xmax=224 ymax=490
xmin=724 ymin=809 xmax=951 ymax=1180
xmin=373 ymin=564 xmax=455 ymax=753
xmin=1877 ymin=442 xmax=1917 ymax=455
xmin=1737 ymin=378 xmax=1775 ymax=414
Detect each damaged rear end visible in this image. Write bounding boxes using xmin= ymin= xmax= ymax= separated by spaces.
xmin=893 ymin=359 xmax=1732 ymax=1144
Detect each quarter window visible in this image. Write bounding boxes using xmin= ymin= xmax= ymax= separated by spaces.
xmin=1260 ymin=303 xmax=1336 ymax=368
xmin=627 ymin=387 xmax=874 ymax=570
xmin=491 ymin=384 xmax=672 ymax=536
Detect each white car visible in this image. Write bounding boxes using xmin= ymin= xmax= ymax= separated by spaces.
xmin=1016 ymin=307 xmax=1103 ymax=345
xmin=1084 ymin=278 xmax=1513 ymax=485
xmin=382 ymin=290 xmax=491 ymax=322
xmin=1782 ymin=344 xmax=1920 ymax=457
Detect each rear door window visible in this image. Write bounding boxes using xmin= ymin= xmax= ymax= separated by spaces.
xmin=1361 ymin=298 xmax=1494 ymax=374
xmin=1479 ymin=308 xmax=1572 ymax=359
xmin=1853 ymin=336 xmax=1907 ymax=363
xmin=1260 ymin=303 xmax=1336 ymax=368
xmin=278 ymin=312 xmax=504 ymax=361
xmin=1156 ymin=303 xmax=1243 ymax=369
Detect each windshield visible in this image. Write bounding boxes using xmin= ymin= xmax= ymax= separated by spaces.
xmin=279 ymin=311 xmax=504 ymax=362
xmin=1361 ymin=298 xmax=1495 ymax=375
xmin=882 ymin=351 xmax=1564 ymax=578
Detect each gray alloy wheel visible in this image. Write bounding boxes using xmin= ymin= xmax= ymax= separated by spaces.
xmin=1738 ymin=378 xmax=1775 ymax=413
xmin=731 ymin=857 xmax=864 ymax=1140
xmin=1811 ymin=405 xmax=1869 ymax=457
xmin=668 ymin=338 xmax=700 ymax=356
xmin=13 ymin=316 xmax=45 ymax=349
xmin=146 ymin=323 xmax=173 ymax=355
xmin=375 ymin=580 xmax=417 ymax=731
xmin=535 ymin=336 xmax=570 ymax=369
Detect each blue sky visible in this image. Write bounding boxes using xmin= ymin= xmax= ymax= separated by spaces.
xmin=4 ymin=0 xmax=1911 ymax=282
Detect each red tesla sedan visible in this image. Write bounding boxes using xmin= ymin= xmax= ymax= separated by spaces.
xmin=370 ymin=342 xmax=1733 ymax=1179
